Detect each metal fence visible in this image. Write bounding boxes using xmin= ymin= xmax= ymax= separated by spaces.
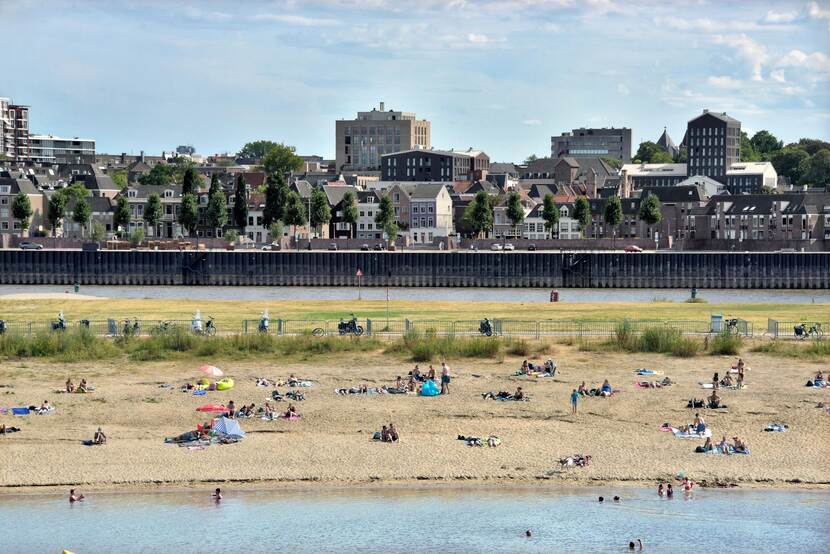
xmin=767 ymin=320 xmax=826 ymax=340
xmin=0 ymin=316 xmax=759 ymax=339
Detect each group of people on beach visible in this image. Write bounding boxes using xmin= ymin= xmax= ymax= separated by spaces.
xmin=405 ymin=362 xmax=452 ymax=394
xmin=65 ymin=378 xmax=90 ymax=393
xmin=378 ymin=423 xmax=399 ymax=442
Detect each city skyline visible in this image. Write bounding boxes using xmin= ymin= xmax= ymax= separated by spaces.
xmin=2 ymin=0 xmax=829 ymax=161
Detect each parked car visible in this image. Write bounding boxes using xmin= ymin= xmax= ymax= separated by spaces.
xmin=19 ymin=242 xmax=44 ymax=250
xmin=373 ymin=243 xmax=385 ymax=251
xmin=360 ymin=244 xmax=370 ymax=251
xmin=624 ymin=245 xmax=643 ymax=253
xmin=503 ymin=243 xmax=515 ymax=251
xmin=328 ymin=243 xmax=338 ymax=251
xmin=490 ymin=243 xmax=503 ymax=251
xmin=527 ymin=244 xmax=537 ymax=251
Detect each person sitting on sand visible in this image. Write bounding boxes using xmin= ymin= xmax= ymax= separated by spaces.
xmin=718 ymin=435 xmax=729 ymax=454
xmin=720 ymin=373 xmax=733 ymax=387
xmin=427 ymin=366 xmax=436 ymax=381
xmin=263 ymin=401 xmax=275 ymax=419
xmin=815 ymin=371 xmax=825 ymax=385
xmin=226 ymin=400 xmax=236 ymax=419
xmin=38 ymin=400 xmax=51 ymax=414
xmin=701 ymin=437 xmax=713 ymax=452
xmin=544 ymin=359 xmax=557 ymax=376
xmin=712 ymin=372 xmax=719 ymax=389
xmin=733 ymin=436 xmax=748 ymax=453
xmin=388 ymin=423 xmax=399 ymax=442
xmin=69 ymin=489 xmax=84 ymax=503
xmin=77 ymin=379 xmax=88 ymax=393
xmin=65 ymin=378 xmax=75 ymax=393
xmin=93 ymin=427 xmax=106 ymax=445
xmin=284 ymin=404 xmax=298 ymax=419
xmin=578 ymin=381 xmax=588 ymax=396
xmin=708 ymin=391 xmax=722 ymax=409
xmin=380 ymin=425 xmax=390 ymax=442
xmin=693 ymin=413 xmax=706 ymax=433
xmin=395 ymin=376 xmax=403 ymax=391
xmin=520 ymin=360 xmax=529 ymax=374
xmin=513 ymin=387 xmax=525 ymax=401
xmin=411 ymin=365 xmax=422 ymax=382
xmin=601 ymin=380 xmax=612 ymax=396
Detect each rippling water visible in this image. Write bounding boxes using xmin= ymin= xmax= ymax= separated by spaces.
xmin=1 ymin=487 xmax=828 ymax=553
xmin=2 ymin=285 xmax=829 ymax=304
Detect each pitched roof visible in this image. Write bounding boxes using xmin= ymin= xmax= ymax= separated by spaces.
xmin=489 ymin=162 xmax=518 ymax=175
xmin=409 ymin=183 xmax=447 ymax=199
xmin=640 ymin=185 xmax=705 ymax=203
xmin=656 ymin=128 xmax=677 ymax=152
xmin=323 ymin=184 xmax=357 ymax=206
xmin=689 ymin=110 xmax=740 ymax=125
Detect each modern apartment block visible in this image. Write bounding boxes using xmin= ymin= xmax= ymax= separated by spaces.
xmin=551 ymin=127 xmax=632 ymax=163
xmin=381 ymin=148 xmax=489 ymax=182
xmin=29 ymin=134 xmax=96 ymax=164
xmin=686 ymin=110 xmax=741 ymax=182
xmin=0 ymin=98 xmax=30 ymax=161
xmin=335 ymin=102 xmax=431 ymax=171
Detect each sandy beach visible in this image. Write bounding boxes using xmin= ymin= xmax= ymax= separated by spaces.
xmin=1 ymin=343 xmax=828 ymax=492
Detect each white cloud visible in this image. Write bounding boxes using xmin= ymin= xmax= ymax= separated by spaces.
xmin=616 ymin=83 xmax=630 ymax=95
xmin=769 ymin=69 xmax=787 ymax=82
xmin=763 ymin=9 xmax=800 ymax=23
xmin=776 ymin=49 xmax=830 ymax=79
xmin=808 ymin=1 xmax=830 ymax=20
xmin=656 ymin=15 xmax=794 ymax=32
xmin=707 ymin=75 xmax=742 ymax=89
xmin=522 ymin=119 xmax=542 ymax=126
xmin=467 ymin=33 xmax=490 ymax=43
xmin=713 ymin=34 xmax=767 ymax=81
xmin=252 ymin=13 xmax=339 ymax=26
xmin=781 ymin=85 xmax=805 ymax=95
xmin=184 ymin=7 xmax=232 ymax=22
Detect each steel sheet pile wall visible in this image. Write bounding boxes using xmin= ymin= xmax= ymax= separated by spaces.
xmin=0 ymin=251 xmax=828 ymax=288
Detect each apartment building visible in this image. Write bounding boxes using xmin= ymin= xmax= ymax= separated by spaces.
xmin=0 ymin=174 xmax=44 ymax=236
xmin=725 ymin=162 xmax=778 ymax=195
xmin=686 ymin=110 xmax=741 ymax=182
xmin=408 ymin=183 xmax=453 ymax=244
xmin=335 ymin=102 xmax=431 ymax=171
xmin=381 ymin=148 xmax=489 ymax=182
xmin=120 ymin=183 xmax=183 ymax=238
xmin=551 ymin=127 xmax=632 ymax=163
xmin=0 ymin=98 xmax=30 ymax=162
xmin=29 ymin=134 xmax=96 ymax=164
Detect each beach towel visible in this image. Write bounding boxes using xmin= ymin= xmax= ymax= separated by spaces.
xmin=636 ymin=369 xmax=663 ymax=376
xmin=764 ymin=423 xmax=788 ymax=432
xmin=671 ymin=427 xmax=712 ymax=439
xmin=193 ymin=390 xmax=207 ymax=396
xmin=196 ymin=403 xmax=226 ymax=413
xmin=703 ymin=445 xmax=750 ymax=455
xmin=11 ymin=407 xmax=30 ymax=416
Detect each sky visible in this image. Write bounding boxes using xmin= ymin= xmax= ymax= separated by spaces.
xmin=2 ymin=0 xmax=830 ymax=162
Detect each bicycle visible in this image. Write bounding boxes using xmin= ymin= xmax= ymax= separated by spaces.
xmin=195 ymin=316 xmax=217 ymax=336
xmin=152 ymin=321 xmax=173 ymax=336
xmin=724 ymin=318 xmax=741 ymax=336
xmin=794 ymin=322 xmax=823 ymax=340
xmin=311 ymin=327 xmax=325 ymax=337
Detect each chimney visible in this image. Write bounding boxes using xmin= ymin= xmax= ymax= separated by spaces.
xmin=140 ymin=150 xmax=145 ymax=163
xmin=379 ymin=101 xmax=385 ymax=111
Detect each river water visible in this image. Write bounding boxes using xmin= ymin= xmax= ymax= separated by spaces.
xmin=1 ymin=487 xmax=827 ymax=553
xmin=1 ymin=285 xmax=829 ymax=303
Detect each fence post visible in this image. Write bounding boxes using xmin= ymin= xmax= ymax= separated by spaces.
xmin=405 ymin=319 xmax=411 ymax=332
xmin=28 ymin=322 xmax=32 ymax=336
xmin=243 ymin=320 xmax=248 ymax=335
xmin=535 ymin=321 xmax=540 ymax=340
xmin=366 ymin=319 xmax=372 ymax=336
xmin=277 ymin=319 xmax=283 ymax=336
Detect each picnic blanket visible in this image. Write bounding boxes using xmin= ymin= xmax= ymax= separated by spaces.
xmin=635 ymin=369 xmax=663 ymax=376
xmin=699 ymin=445 xmax=750 ymax=455
xmin=671 ymin=427 xmax=712 ymax=439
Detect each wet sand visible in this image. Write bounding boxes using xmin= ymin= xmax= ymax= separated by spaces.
xmin=1 ymin=346 xmax=828 ymax=491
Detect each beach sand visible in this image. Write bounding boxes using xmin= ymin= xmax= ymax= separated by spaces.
xmin=1 ymin=345 xmax=828 ymax=491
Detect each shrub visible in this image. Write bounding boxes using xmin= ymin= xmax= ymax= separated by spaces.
xmin=639 ymin=327 xmax=683 ymax=353
xmin=684 ymin=297 xmax=708 ymax=303
xmin=506 ymin=339 xmax=530 ymax=356
xmin=386 ymin=333 xmax=501 ymax=362
xmin=708 ymin=331 xmax=742 ymax=356
xmin=614 ymin=320 xmax=636 ymax=350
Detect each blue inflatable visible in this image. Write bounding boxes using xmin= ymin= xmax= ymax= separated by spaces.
xmin=420 ymin=380 xmax=439 ymax=396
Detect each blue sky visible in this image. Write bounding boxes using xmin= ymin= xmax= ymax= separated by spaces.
xmin=2 ymin=0 xmax=829 ymax=162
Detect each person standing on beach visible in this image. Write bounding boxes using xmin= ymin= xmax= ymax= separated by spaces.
xmin=440 ymin=362 xmax=450 ymax=395
xmin=570 ymin=389 xmax=579 ymax=414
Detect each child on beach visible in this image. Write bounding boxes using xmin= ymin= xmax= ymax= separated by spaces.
xmin=571 ymin=389 xmax=579 ymax=414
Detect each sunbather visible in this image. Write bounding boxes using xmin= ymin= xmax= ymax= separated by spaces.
xmin=815 ymin=371 xmax=825 ymax=384
xmin=380 ymin=425 xmax=390 ymax=442
xmin=513 ymin=387 xmax=525 ymax=401
xmin=693 ymin=413 xmax=706 ymax=433
xmin=427 ymin=366 xmax=436 ymax=381
xmin=601 ymin=380 xmax=612 ymax=396
xmin=284 ymin=404 xmax=299 ymax=419
xmin=395 ymin=376 xmax=403 ymax=390
xmin=708 ymin=391 xmax=722 ymax=409
xmin=733 ymin=436 xmax=748 ymax=453
xmin=687 ymin=398 xmax=705 ymax=408
xmin=578 ymin=381 xmax=588 ymax=396
xmin=225 ymin=400 xmax=236 ymax=419
xmin=93 ymin=427 xmax=106 ymax=445
xmin=65 ymin=378 xmax=75 ymax=393
xmin=720 ymin=373 xmax=734 ymax=387
xmin=77 ymin=379 xmax=88 ymax=393
xmin=520 ymin=360 xmax=529 ymax=374
xmin=544 ymin=359 xmax=557 ymax=375
xmin=697 ymin=437 xmax=713 ymax=452
xmin=712 ymin=372 xmax=719 ymax=389
xmin=256 ymin=377 xmax=272 ymax=387
xmin=718 ymin=435 xmax=729 ymax=454
xmin=410 ymin=365 xmax=423 ymax=382
xmin=388 ymin=422 xmax=399 ymax=442
xmin=263 ymin=401 xmax=275 ymax=419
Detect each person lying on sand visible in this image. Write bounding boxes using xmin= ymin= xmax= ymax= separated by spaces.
xmin=256 ymin=377 xmax=273 ymax=387
xmin=65 ymin=378 xmax=75 ymax=393
xmin=1 ymin=424 xmax=21 ymax=434
xmin=93 ymin=427 xmax=106 ymax=445
xmin=601 ymin=380 xmax=612 ymax=396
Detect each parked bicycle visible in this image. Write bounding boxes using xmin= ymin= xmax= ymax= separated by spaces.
xmin=479 ymin=318 xmax=494 ymax=337
xmin=122 ymin=318 xmax=140 ymax=337
xmin=725 ymin=318 xmax=741 ymax=335
xmin=0 ymin=320 xmax=6 ymax=335
xmin=152 ymin=321 xmax=173 ymax=335
xmin=794 ymin=322 xmax=823 ymax=340
xmin=337 ymin=315 xmax=363 ymax=336
xmin=195 ymin=316 xmax=217 ymax=336
xmin=79 ymin=319 xmax=90 ymax=329
xmin=52 ymin=312 xmax=67 ymax=332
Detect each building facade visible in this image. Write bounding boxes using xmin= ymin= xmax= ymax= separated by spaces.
xmin=408 ymin=183 xmax=453 ymax=244
xmin=551 ymin=127 xmax=632 ymax=163
xmin=381 ymin=148 xmax=489 ymax=182
xmin=335 ymin=102 xmax=431 ymax=171
xmin=620 ymin=163 xmax=688 ymax=192
xmin=29 ymin=135 xmax=96 ymax=164
xmin=0 ymin=98 xmax=30 ymax=162
xmin=725 ymin=162 xmax=778 ymax=195
xmin=686 ymin=110 xmax=741 ymax=182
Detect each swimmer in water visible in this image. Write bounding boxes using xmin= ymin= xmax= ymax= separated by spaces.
xmin=212 ymin=488 xmax=222 ymax=501
xmin=69 ymin=489 xmax=84 ymax=503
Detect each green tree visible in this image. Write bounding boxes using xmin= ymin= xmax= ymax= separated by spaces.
xmin=91 ymin=221 xmax=106 ymax=242
xmin=206 ymin=175 xmax=228 ymax=236
xmin=143 ymin=193 xmax=163 ymax=237
xmin=524 ymin=154 xmax=539 ymax=165
xmin=384 ymin=221 xmax=399 ymax=244
xmin=269 ymin=221 xmax=284 ymax=243
xmin=178 ymin=193 xmax=199 ymax=237
xmin=505 ymin=191 xmax=525 ymax=238
xmin=138 ymin=164 xmax=173 ymax=187
xmin=261 ymin=143 xmax=303 ymax=176
xmin=47 ymin=193 xmax=67 ymax=237
xmin=342 ymin=190 xmax=358 ymax=238
xmin=740 ymin=131 xmax=761 ymax=162
xmin=12 ymin=192 xmax=33 ymax=235
xmin=309 ymin=187 xmax=331 ymax=237
xmin=130 ymin=227 xmax=145 ymax=246
xmin=673 ymin=146 xmax=688 ymax=164
xmin=604 ymin=195 xmax=623 ymax=246
xmin=283 ymin=191 xmax=307 ymax=236
xmin=541 ymin=194 xmax=559 ymax=239
xmin=181 ymin=166 xmax=202 ymax=196
xmin=638 ymin=193 xmax=662 ymax=239
xmin=799 ymin=150 xmax=830 ymax=186
xmin=109 ymin=169 xmax=128 ymax=190
xmin=113 ymin=195 xmax=131 ymax=237
xmin=633 ymin=141 xmax=673 ymax=164
xmin=170 ymin=157 xmax=195 ymax=183
xmin=263 ymin=174 xmax=289 ymax=227
xmin=750 ymin=130 xmax=783 ymax=157
xmin=238 ymin=140 xmax=281 ymax=160
xmin=461 ymin=191 xmax=494 ymax=238
xmin=600 ymin=156 xmax=623 ymax=169
xmin=232 ymin=174 xmax=248 ymax=234
xmin=796 ymin=139 xmax=830 ymax=156
xmin=374 ymin=195 xmax=395 ymax=231
xmin=572 ymin=197 xmax=592 ymax=237
xmin=225 ymin=229 xmax=239 ymax=244
xmin=72 ymin=197 xmax=92 ymax=238
xmin=771 ymin=146 xmax=810 ymax=185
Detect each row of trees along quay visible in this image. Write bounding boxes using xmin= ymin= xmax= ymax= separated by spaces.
xmin=458 ymin=190 xmax=662 ymax=243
